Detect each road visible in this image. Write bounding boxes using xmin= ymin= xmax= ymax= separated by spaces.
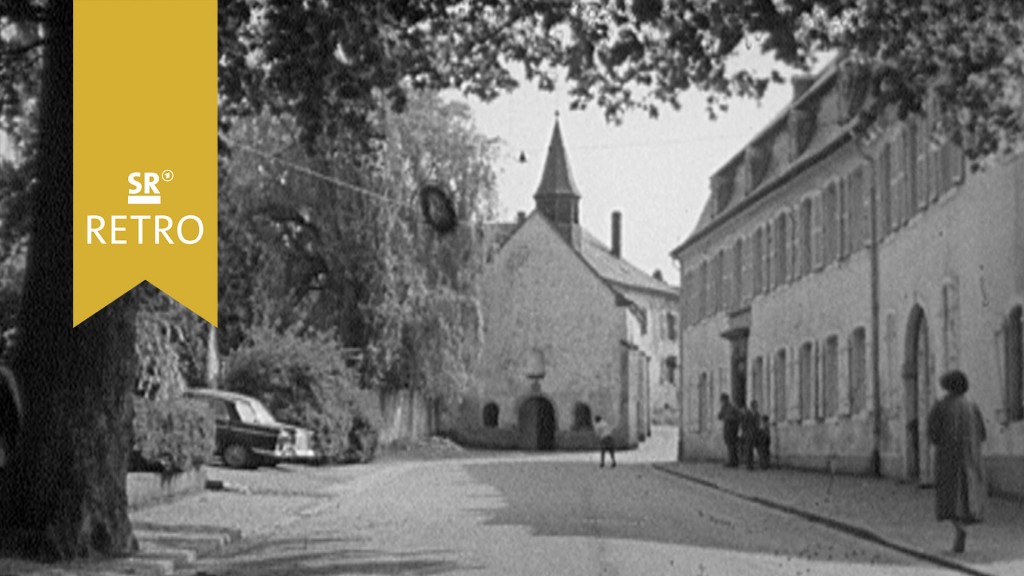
xmin=196 ymin=430 xmax=947 ymax=576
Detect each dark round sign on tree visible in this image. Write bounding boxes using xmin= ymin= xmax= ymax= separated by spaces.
xmin=419 ymin=184 xmax=458 ymax=234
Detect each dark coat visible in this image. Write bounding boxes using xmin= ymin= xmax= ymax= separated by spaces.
xmin=926 ymin=393 xmax=987 ymax=523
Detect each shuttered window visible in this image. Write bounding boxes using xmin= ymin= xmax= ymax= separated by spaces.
xmin=878 ymin=143 xmax=891 ymax=239
xmin=774 ymin=349 xmax=787 ymax=423
xmin=849 ymin=328 xmax=867 ymax=414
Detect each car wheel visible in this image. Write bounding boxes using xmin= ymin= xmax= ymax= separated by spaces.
xmin=223 ymin=444 xmax=252 ymax=469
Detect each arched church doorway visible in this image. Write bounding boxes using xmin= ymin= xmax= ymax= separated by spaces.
xmin=519 ymin=396 xmax=556 ymax=451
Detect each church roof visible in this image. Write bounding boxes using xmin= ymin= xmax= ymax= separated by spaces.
xmin=579 ymin=229 xmax=677 ymax=297
xmin=533 ymin=119 xmax=581 ymax=199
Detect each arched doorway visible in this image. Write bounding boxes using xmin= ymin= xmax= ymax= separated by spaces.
xmin=519 ymin=396 xmax=556 ymax=451
xmin=904 ymin=306 xmax=933 ymax=484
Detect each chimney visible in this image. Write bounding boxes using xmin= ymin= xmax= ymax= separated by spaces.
xmin=516 ymin=211 xmax=526 ymax=225
xmin=611 ymin=211 xmax=622 ymax=258
xmin=652 ymin=269 xmax=663 ymax=282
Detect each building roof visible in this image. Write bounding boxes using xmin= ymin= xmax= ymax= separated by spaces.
xmin=579 ymin=228 xmax=677 ymax=297
xmin=673 ymin=60 xmax=844 ymax=256
xmin=533 ymin=119 xmax=581 ymax=199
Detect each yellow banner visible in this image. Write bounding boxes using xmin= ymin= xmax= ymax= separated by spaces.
xmin=74 ymin=0 xmax=217 ymax=327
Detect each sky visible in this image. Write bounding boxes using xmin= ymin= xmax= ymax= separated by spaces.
xmin=453 ymin=52 xmax=811 ymax=283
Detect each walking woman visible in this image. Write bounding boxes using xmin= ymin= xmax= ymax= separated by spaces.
xmin=926 ymin=370 xmax=987 ymax=554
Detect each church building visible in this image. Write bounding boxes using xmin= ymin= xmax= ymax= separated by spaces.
xmin=454 ymin=121 xmax=679 ymax=450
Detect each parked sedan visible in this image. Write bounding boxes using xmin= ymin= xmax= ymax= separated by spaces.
xmin=184 ymin=388 xmax=318 ymax=468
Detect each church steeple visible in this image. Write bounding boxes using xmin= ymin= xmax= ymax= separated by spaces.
xmin=533 ymin=118 xmax=581 ymax=248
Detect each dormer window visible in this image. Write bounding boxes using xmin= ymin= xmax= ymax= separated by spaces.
xmin=745 ymin=145 xmax=770 ymax=190
xmin=712 ymin=173 xmax=734 ymax=215
xmin=788 ymin=108 xmax=816 ymax=160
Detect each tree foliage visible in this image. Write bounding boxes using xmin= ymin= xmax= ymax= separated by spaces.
xmin=220 ymin=0 xmax=1024 ymax=162
xmin=218 ymin=91 xmax=495 ymax=401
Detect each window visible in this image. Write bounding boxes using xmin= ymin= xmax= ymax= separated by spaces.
xmin=878 ymin=143 xmax=891 ymax=239
xmin=713 ymin=250 xmax=724 ymax=314
xmin=773 ymin=349 xmax=787 ymax=423
xmin=848 ymin=166 xmax=866 ymax=251
xmin=665 ymin=356 xmax=678 ymax=384
xmin=775 ymin=213 xmax=788 ymax=284
xmin=1005 ymin=307 xmax=1023 ymax=422
xmin=849 ymin=328 xmax=867 ymax=414
xmin=572 ymin=403 xmax=593 ymax=430
xmin=839 ymin=177 xmax=849 ymax=259
xmin=483 ymin=403 xmax=499 ymax=428
xmin=799 ymin=342 xmax=814 ymax=421
xmin=823 ymin=181 xmax=839 ymax=265
xmin=765 ymin=222 xmax=773 ymax=291
xmin=753 ymin=228 xmax=763 ymax=295
xmin=732 ymin=238 xmax=743 ymax=310
xmin=823 ymin=336 xmax=840 ymax=418
xmin=666 ymin=312 xmax=678 ymax=341
xmin=800 ymin=198 xmax=812 ymax=275
xmin=699 ymin=261 xmax=708 ymax=320
xmin=751 ymin=356 xmax=765 ymax=410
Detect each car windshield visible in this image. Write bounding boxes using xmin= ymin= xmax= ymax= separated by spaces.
xmin=244 ymin=398 xmax=279 ymax=425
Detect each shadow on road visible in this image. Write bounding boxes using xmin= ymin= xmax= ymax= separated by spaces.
xmin=204 ymin=535 xmax=471 ymax=576
xmin=462 ymin=460 xmax=918 ymax=569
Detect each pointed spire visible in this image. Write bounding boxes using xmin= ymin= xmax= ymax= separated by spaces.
xmin=533 ymin=119 xmax=581 ymax=199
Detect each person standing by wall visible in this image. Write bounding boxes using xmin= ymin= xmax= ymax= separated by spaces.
xmin=718 ymin=393 xmax=740 ymax=467
xmin=927 ymin=370 xmax=987 ymax=554
xmin=594 ymin=415 xmax=615 ymax=468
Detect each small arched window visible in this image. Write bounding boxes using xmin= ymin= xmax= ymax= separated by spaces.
xmin=482 ymin=402 xmax=499 ymax=428
xmin=572 ymin=403 xmax=593 ymax=431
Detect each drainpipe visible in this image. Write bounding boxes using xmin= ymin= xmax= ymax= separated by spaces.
xmin=854 ymin=134 xmax=883 ymax=477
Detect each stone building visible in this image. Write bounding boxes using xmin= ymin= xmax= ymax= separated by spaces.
xmin=455 ymin=121 xmax=679 ymax=450
xmin=672 ymin=60 xmax=1024 ymax=497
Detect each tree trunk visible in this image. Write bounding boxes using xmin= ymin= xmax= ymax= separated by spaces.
xmin=0 ymin=3 xmax=138 ymax=559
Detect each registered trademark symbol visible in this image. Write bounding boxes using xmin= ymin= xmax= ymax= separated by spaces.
xmin=161 ymin=170 xmax=174 ymax=182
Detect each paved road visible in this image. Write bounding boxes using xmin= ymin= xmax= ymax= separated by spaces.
xmin=195 ymin=434 xmax=948 ymax=576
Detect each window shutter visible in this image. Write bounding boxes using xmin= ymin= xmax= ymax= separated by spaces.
xmin=824 ymin=182 xmax=838 ymax=266
xmin=742 ymin=234 xmax=753 ymax=305
xmin=765 ymin=221 xmax=774 ymax=291
xmin=839 ymin=177 xmax=850 ymax=259
xmin=722 ymin=246 xmax=733 ymax=313
xmin=752 ymin=229 xmax=762 ymax=296
xmin=878 ymin=144 xmax=891 ymax=238
xmin=792 ymin=206 xmax=803 ymax=279
xmin=891 ymin=133 xmax=905 ymax=229
xmin=812 ymin=194 xmax=823 ymax=270
xmin=905 ymin=121 xmax=918 ymax=213
xmin=915 ymin=117 xmax=930 ymax=209
xmin=860 ymin=164 xmax=872 ymax=248
xmin=789 ymin=211 xmax=798 ymax=281
xmin=848 ymin=168 xmax=863 ymax=252
xmin=838 ymin=341 xmax=851 ymax=417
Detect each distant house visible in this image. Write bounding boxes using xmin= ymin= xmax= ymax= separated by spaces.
xmin=455 ymin=121 xmax=679 ymax=450
xmin=672 ymin=58 xmax=1024 ymax=497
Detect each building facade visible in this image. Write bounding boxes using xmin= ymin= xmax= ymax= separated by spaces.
xmin=673 ymin=61 xmax=1024 ymax=497
xmin=454 ymin=122 xmax=679 ymax=450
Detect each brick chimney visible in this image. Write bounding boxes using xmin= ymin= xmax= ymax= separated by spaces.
xmin=611 ymin=211 xmax=622 ymax=258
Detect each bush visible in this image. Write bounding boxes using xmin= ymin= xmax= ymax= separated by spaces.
xmin=131 ymin=396 xmax=215 ymax=474
xmin=222 ymin=327 xmax=381 ymax=463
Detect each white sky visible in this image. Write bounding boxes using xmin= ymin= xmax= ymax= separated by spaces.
xmin=454 ymin=51 xmax=818 ymax=283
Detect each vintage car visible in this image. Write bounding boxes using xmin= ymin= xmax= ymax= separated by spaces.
xmin=184 ymin=388 xmax=317 ymax=468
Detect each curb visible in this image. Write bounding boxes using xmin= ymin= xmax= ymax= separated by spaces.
xmin=652 ymin=464 xmax=995 ymax=576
